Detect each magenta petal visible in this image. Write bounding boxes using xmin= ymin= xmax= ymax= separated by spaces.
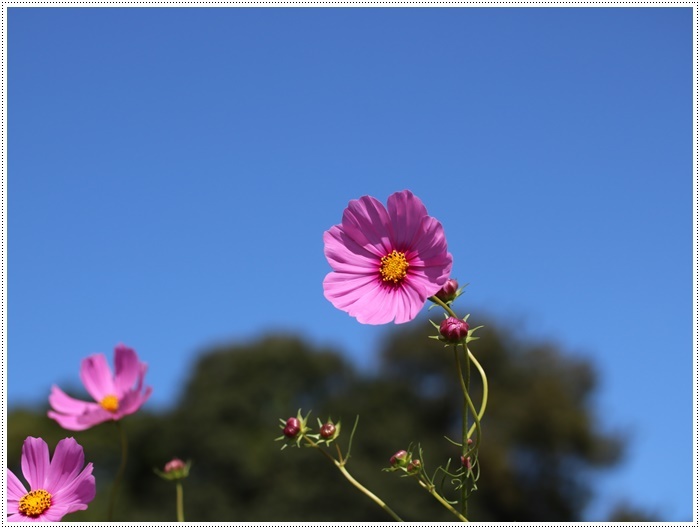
xmin=323 ymin=272 xmax=379 ymax=308
xmin=7 ymin=512 xmax=34 ymax=522
xmin=117 ymin=385 xmax=152 ymax=417
xmin=113 ymin=344 xmax=141 ymax=396
xmin=20 ymin=437 xmax=49 ymax=491
xmin=42 ymin=504 xmax=72 ymax=522
xmin=340 ymin=196 xmax=393 ymax=255
xmin=51 ymin=463 xmax=95 ymax=509
xmin=45 ymin=438 xmax=84 ymax=495
xmin=387 ymin=190 xmax=429 ymax=250
xmin=324 ymin=272 xmax=395 ymax=325
xmin=7 ymin=469 xmax=27 ymax=503
xmin=80 ymin=353 xmax=116 ymax=402
xmin=48 ymin=385 xmax=93 ymax=415
xmin=48 ymin=405 xmax=112 ymax=431
xmin=323 ymin=226 xmax=380 ymax=274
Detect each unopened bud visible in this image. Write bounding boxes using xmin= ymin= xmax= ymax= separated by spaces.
xmin=439 ymin=316 xmax=469 ymax=343
xmin=406 ymin=459 xmax=422 ymax=473
xmin=390 ymin=450 xmax=409 ymax=467
xmin=461 ymin=455 xmax=471 ymax=469
xmin=283 ymin=417 xmax=301 ymax=438
xmin=156 ymin=458 xmax=190 ymax=481
xmin=436 ymin=279 xmax=459 ymax=302
xmin=320 ymin=422 xmax=336 ymax=439
xmin=164 ymin=458 xmax=186 ymax=473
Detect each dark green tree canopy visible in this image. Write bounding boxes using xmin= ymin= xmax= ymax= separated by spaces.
xmin=8 ymin=321 xmax=648 ymax=522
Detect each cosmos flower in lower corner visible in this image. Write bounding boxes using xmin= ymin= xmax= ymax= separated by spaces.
xmin=323 ymin=190 xmax=453 ymax=325
xmin=48 ymin=343 xmax=153 ymax=431
xmin=7 ymin=437 xmax=95 ymax=522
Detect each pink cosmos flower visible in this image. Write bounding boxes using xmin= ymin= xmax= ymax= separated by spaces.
xmin=7 ymin=437 xmax=95 ymax=522
xmin=48 ymin=344 xmax=152 ymax=431
xmin=323 ymin=190 xmax=453 ymax=324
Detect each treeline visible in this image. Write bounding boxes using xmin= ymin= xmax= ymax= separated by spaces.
xmin=7 ymin=320 xmax=655 ymax=521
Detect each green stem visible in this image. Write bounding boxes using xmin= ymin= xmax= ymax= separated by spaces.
xmin=175 ymin=481 xmax=185 ymax=522
xmin=431 ymin=295 xmax=489 ymax=519
xmin=304 ymin=436 xmax=404 ymax=522
xmin=335 ymin=464 xmax=404 ymax=522
xmin=466 ymin=348 xmax=488 ymax=440
xmin=416 ymin=478 xmax=469 ymax=522
xmin=454 ymin=346 xmax=469 ymax=518
xmin=107 ymin=420 xmax=128 ymax=522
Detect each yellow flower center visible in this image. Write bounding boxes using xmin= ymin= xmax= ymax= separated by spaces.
xmin=100 ymin=394 xmax=119 ymax=412
xmin=18 ymin=489 xmax=52 ymax=517
xmin=380 ymin=250 xmax=409 ymax=284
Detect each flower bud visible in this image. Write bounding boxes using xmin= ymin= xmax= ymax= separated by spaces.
xmin=406 ymin=459 xmax=422 ymax=473
xmin=461 ymin=455 xmax=471 ymax=469
xmin=164 ymin=458 xmax=186 ymax=474
xmin=283 ymin=417 xmax=301 ymax=438
xmin=436 ymin=279 xmax=459 ymax=302
xmin=389 ymin=450 xmax=409 ymax=467
xmin=155 ymin=458 xmax=190 ymax=481
xmin=320 ymin=421 xmax=336 ymax=439
xmin=439 ymin=316 xmax=469 ymax=343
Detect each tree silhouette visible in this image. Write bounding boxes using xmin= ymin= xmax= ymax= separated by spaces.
xmin=8 ymin=320 xmax=652 ymax=521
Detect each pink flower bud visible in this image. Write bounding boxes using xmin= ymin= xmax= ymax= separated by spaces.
xmin=436 ymin=279 xmax=459 ymax=302
xmin=406 ymin=459 xmax=422 ymax=473
xmin=320 ymin=421 xmax=336 ymax=439
xmin=390 ymin=450 xmax=409 ymax=467
xmin=439 ymin=316 xmax=469 ymax=343
xmin=164 ymin=458 xmax=186 ymax=473
xmin=283 ymin=417 xmax=301 ymax=438
xmin=461 ymin=455 xmax=471 ymax=469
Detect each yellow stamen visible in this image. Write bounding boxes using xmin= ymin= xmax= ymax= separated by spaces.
xmin=100 ymin=394 xmax=119 ymax=413
xmin=18 ymin=489 xmax=52 ymax=517
xmin=380 ymin=250 xmax=409 ymax=284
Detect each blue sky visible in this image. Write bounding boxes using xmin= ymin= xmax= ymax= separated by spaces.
xmin=8 ymin=7 xmax=692 ymax=522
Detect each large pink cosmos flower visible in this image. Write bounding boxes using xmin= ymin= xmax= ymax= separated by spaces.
xmin=48 ymin=344 xmax=152 ymax=431
xmin=323 ymin=190 xmax=453 ymax=324
xmin=7 ymin=437 xmax=96 ymax=522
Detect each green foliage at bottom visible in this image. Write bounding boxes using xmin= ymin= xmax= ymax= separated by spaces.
xmin=8 ymin=320 xmax=655 ymax=522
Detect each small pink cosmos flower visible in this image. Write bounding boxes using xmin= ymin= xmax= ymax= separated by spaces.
xmin=7 ymin=436 xmax=96 ymax=522
xmin=48 ymin=344 xmax=152 ymax=431
xmin=323 ymin=190 xmax=453 ymax=324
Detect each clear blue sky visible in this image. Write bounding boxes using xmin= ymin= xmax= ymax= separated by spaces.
xmin=8 ymin=7 xmax=692 ymax=522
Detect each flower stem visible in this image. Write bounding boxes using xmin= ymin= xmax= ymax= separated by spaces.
xmin=454 ymin=345 xmax=470 ymax=518
xmin=108 ymin=420 xmax=128 ymax=522
xmin=175 ymin=481 xmax=185 ymax=522
xmin=466 ymin=347 xmax=488 ymax=439
xmin=430 ymin=295 xmax=489 ymax=520
xmin=416 ymin=477 xmax=469 ymax=522
xmin=335 ymin=463 xmax=404 ymax=522
xmin=304 ymin=436 xmax=404 ymax=522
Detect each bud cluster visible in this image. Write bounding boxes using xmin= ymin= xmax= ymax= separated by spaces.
xmin=276 ymin=409 xmax=312 ymax=449
xmin=384 ymin=448 xmax=422 ymax=476
xmin=276 ymin=410 xmax=341 ymax=448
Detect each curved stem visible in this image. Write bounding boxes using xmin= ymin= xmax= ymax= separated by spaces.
xmin=335 ymin=464 xmax=404 ymax=522
xmin=466 ymin=348 xmax=488 ymax=440
xmin=303 ymin=435 xmax=404 ymax=522
xmin=175 ymin=481 xmax=185 ymax=522
xmin=429 ymin=295 xmax=457 ymax=318
xmin=416 ymin=478 xmax=469 ymax=522
xmin=454 ymin=346 xmax=470 ymax=517
xmin=108 ymin=420 xmax=128 ymax=522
